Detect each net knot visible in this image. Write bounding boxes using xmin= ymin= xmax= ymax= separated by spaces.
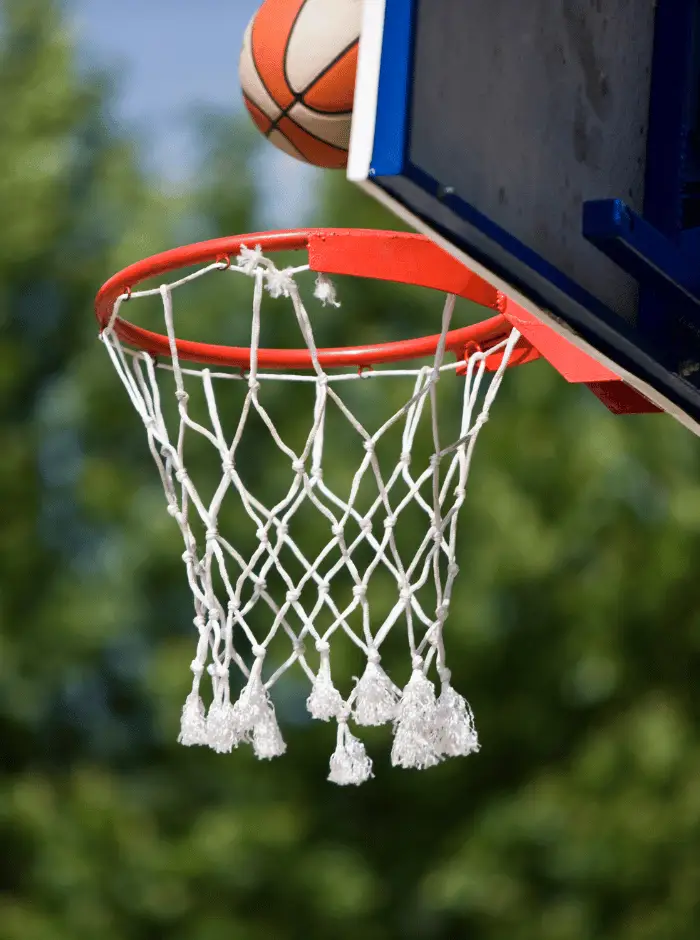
xmin=221 ymin=459 xmax=235 ymax=475
xmin=175 ymin=390 xmax=189 ymax=404
xmin=208 ymin=663 xmax=228 ymax=679
xmin=439 ymin=666 xmax=452 ymax=684
xmin=367 ymin=648 xmax=381 ymax=665
xmin=363 ymin=440 xmax=375 ymax=454
xmin=448 ymin=562 xmax=460 ymax=578
xmin=384 ymin=516 xmax=396 ymax=530
xmin=255 ymin=528 xmax=270 ymax=545
xmin=175 ymin=469 xmax=188 ymax=484
xmin=248 ymin=378 xmax=261 ymax=393
xmin=166 ymin=503 xmax=179 ymax=517
xmin=315 ymin=640 xmax=330 ymax=654
xmin=352 ymin=585 xmax=366 ymax=601
xmin=265 ymin=266 xmax=296 ymax=299
xmin=316 ymin=375 xmax=329 ymax=389
xmin=144 ymin=416 xmax=156 ymax=430
xmin=190 ymin=659 xmax=205 ymax=676
xmin=294 ymin=640 xmax=306 ymax=656
xmin=430 ymin=454 xmax=440 ymax=469
xmin=431 ymin=527 xmax=443 ymax=544
xmin=400 ymin=451 xmax=412 ymax=466
xmin=252 ymin=577 xmax=267 ymax=593
xmin=436 ymin=601 xmax=450 ymax=620
xmin=236 ymin=244 xmax=264 ymax=274
xmin=252 ymin=644 xmax=266 ymax=659
xmin=292 ymin=459 xmax=305 ymax=474
xmin=182 ymin=550 xmax=196 ymax=565
xmin=400 ymin=585 xmax=413 ymax=603
xmin=360 ymin=519 xmax=372 ymax=534
xmin=411 ymin=655 xmax=424 ymax=671
xmin=206 ymin=528 xmax=218 ymax=543
xmin=318 ymin=580 xmax=331 ymax=594
xmin=331 ymin=524 xmax=344 ymax=538
xmin=286 ymin=590 xmax=301 ymax=604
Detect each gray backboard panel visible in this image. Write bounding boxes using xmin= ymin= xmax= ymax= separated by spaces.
xmin=410 ymin=0 xmax=653 ymax=322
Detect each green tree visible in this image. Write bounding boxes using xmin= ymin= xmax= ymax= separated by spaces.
xmin=3 ymin=2 xmax=700 ymax=939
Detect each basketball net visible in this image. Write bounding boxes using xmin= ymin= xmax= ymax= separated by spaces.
xmin=100 ymin=244 xmax=521 ymax=785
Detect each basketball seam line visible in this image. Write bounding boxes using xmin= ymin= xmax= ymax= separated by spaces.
xmin=278 ymin=113 xmax=349 ymax=159
xmin=245 ymin=88 xmax=348 ymax=162
xmin=244 ymin=94 xmax=306 ymax=160
xmin=283 ymin=29 xmax=358 ymax=116
xmin=243 ymin=92 xmax=307 ymax=159
xmin=282 ymin=0 xmax=311 ymax=102
xmin=248 ymin=9 xmax=297 ymax=127
xmin=282 ymin=37 xmax=359 ymax=120
xmin=248 ymin=7 xmax=358 ymax=159
xmin=268 ymin=38 xmax=359 ymax=155
xmin=271 ymin=39 xmax=358 ymax=150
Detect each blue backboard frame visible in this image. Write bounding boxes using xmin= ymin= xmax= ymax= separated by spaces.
xmin=349 ymin=0 xmax=700 ymax=435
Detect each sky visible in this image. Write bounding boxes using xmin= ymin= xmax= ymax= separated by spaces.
xmin=68 ymin=0 xmax=317 ymax=224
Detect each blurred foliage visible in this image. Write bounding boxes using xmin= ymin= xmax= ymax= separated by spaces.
xmin=2 ymin=2 xmax=700 ymax=939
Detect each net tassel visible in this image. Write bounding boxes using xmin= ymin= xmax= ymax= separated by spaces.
xmin=434 ymin=671 xmax=480 ymax=758
xmin=352 ymin=649 xmax=400 ymax=726
xmin=232 ymin=650 xmax=286 ymax=760
xmin=306 ymin=643 xmax=344 ymax=721
xmin=178 ymin=685 xmax=208 ymax=746
xmin=313 ymin=273 xmax=341 ymax=308
xmin=328 ymin=719 xmax=373 ymax=786
xmin=391 ymin=657 xmax=441 ymax=770
xmin=178 ymin=615 xmax=210 ymax=746
xmin=206 ymin=664 xmax=240 ymax=754
xmin=252 ymin=707 xmax=287 ymax=760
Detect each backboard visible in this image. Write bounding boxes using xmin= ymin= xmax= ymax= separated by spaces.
xmin=349 ymin=0 xmax=700 ymax=435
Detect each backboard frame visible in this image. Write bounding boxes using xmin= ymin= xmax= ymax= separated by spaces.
xmin=349 ymin=0 xmax=700 ymax=436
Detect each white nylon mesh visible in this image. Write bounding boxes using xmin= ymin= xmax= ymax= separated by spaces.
xmin=100 ymin=245 xmax=521 ymax=784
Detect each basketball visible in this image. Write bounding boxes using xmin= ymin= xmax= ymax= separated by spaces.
xmin=239 ymin=0 xmax=362 ymax=169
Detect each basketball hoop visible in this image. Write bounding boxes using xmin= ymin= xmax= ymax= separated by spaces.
xmin=96 ymin=228 xmax=536 ymax=785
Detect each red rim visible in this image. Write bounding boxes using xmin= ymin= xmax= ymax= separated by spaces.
xmin=95 ymin=228 xmax=537 ymax=370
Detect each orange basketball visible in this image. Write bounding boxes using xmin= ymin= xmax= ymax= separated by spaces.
xmin=239 ymin=0 xmax=362 ymax=169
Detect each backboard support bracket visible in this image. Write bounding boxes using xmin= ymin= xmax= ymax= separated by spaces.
xmin=583 ymin=200 xmax=700 ymax=326
xmin=583 ymin=0 xmax=700 ymax=336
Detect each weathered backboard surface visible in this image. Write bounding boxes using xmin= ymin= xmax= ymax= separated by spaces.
xmin=349 ymin=0 xmax=700 ymax=435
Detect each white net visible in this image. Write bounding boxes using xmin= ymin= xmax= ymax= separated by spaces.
xmin=100 ymin=244 xmax=521 ymax=785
